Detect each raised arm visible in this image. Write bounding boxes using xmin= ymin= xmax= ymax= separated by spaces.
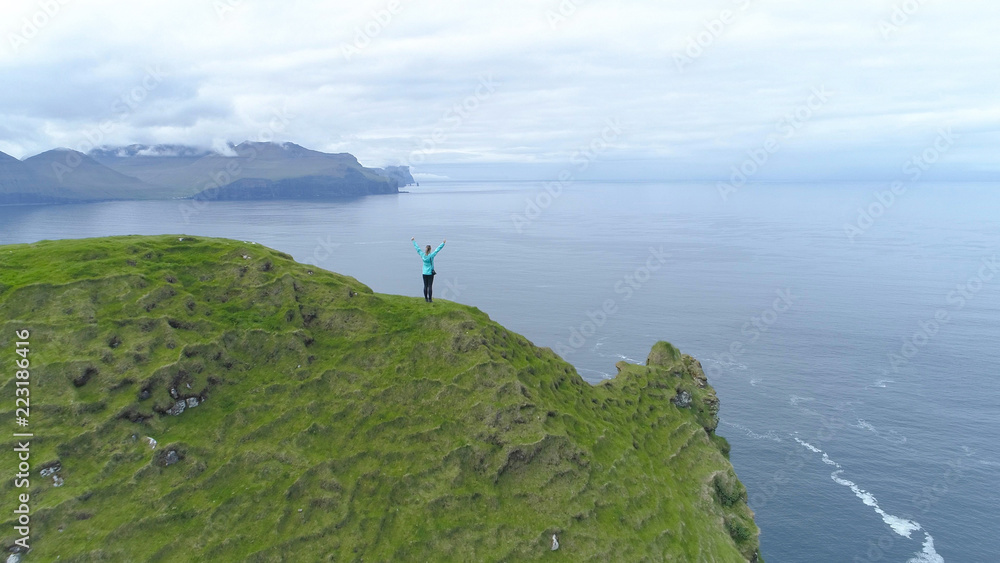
xmin=430 ymin=241 xmax=445 ymax=258
xmin=412 ymin=239 xmax=422 ymax=255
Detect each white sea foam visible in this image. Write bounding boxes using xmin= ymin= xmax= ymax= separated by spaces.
xmin=794 ymin=437 xmax=822 ymax=453
xmin=594 ymin=351 xmax=641 ymax=365
xmin=702 ymin=357 xmax=748 ymax=371
xmin=866 ymin=378 xmax=894 ymax=389
xmin=577 ymin=368 xmax=612 ymax=380
xmin=855 ymin=419 xmax=876 ymax=433
xmin=830 ymin=470 xmax=922 ymax=538
xmin=789 ymin=395 xmax=814 ymax=406
xmin=720 ymin=420 xmax=782 ymax=442
xmin=797 ymin=439 xmax=930 ymax=543
xmin=821 ymin=453 xmax=840 ymax=468
xmin=906 ymin=532 xmax=944 ymax=563
xmin=853 ymin=419 xmax=907 ymax=445
xmin=749 ymin=378 xmax=761 ymax=386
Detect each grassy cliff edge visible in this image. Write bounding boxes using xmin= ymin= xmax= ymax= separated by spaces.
xmin=0 ymin=235 xmax=761 ymax=561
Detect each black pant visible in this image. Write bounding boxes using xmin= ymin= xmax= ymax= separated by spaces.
xmin=422 ymin=274 xmax=434 ymax=300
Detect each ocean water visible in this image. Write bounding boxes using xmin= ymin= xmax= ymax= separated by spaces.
xmin=1 ymin=182 xmax=998 ymax=562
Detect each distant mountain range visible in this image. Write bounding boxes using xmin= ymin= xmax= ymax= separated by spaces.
xmin=0 ymin=142 xmax=415 ymax=204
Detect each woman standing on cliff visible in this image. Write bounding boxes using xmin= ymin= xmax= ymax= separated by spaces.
xmin=412 ymin=237 xmax=445 ymax=302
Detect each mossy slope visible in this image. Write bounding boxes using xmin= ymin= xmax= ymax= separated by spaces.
xmin=0 ymin=235 xmax=761 ymax=562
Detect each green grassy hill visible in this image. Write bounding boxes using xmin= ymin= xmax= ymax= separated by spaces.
xmin=0 ymin=236 xmax=762 ymax=562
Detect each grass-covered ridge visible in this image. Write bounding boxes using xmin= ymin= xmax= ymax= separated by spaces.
xmin=0 ymin=235 xmax=761 ymax=561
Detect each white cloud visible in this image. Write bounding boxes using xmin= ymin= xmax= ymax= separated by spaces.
xmin=0 ymin=0 xmax=997 ymax=179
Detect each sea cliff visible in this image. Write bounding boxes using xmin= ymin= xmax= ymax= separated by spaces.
xmin=0 ymin=235 xmax=761 ymax=561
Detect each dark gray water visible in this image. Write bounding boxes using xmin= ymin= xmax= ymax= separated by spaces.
xmin=2 ymin=182 xmax=998 ymax=561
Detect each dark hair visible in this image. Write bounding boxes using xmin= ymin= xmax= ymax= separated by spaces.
xmin=425 ymin=244 xmax=432 ymax=255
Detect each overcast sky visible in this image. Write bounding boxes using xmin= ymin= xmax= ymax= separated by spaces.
xmin=1 ymin=0 xmax=997 ymax=180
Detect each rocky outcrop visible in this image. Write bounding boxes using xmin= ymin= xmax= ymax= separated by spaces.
xmin=373 ymin=165 xmax=416 ymax=186
xmin=672 ymin=389 xmax=693 ymax=408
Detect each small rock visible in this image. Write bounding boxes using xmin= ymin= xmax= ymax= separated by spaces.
xmin=40 ymin=462 xmax=62 ymax=478
xmin=53 ymin=475 xmax=64 ymax=487
xmin=166 ymin=400 xmax=186 ymax=416
xmin=672 ymin=390 xmax=693 ymax=409
xmin=139 ymin=388 xmax=151 ymax=400
xmin=551 ymin=534 xmax=559 ymax=551
xmin=186 ymin=397 xmax=199 ymax=408
xmin=178 ymin=237 xmax=184 ymax=241
xmin=164 ymin=450 xmax=179 ymax=466
xmin=242 ymin=254 xmax=251 ymax=260
xmin=186 ymin=383 xmax=191 ymax=389
xmin=7 ymin=552 xmax=23 ymax=563
xmin=145 ymin=437 xmax=157 ymax=449
xmin=169 ymin=388 xmax=178 ymax=399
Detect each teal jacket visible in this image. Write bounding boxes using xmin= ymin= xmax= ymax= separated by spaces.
xmin=414 ymin=241 xmax=445 ymax=275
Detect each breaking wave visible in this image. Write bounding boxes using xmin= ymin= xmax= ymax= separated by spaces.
xmin=795 ymin=438 xmax=944 ymax=561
